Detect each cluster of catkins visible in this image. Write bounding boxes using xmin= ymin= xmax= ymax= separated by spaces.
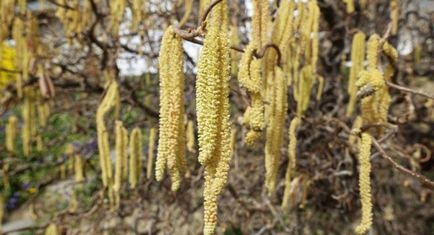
xmin=95 ymin=76 xmax=151 ymax=208
xmin=346 ymin=31 xmax=398 ymax=235
xmin=156 ymin=0 xmax=322 ymax=234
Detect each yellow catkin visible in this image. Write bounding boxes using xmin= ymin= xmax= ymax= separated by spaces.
xmin=264 ymin=67 xmax=287 ymax=194
xmin=131 ymin=0 xmax=146 ymax=31
xmin=238 ymin=44 xmax=264 ymax=144
xmin=382 ymin=42 xmax=398 ymax=63
xmin=5 ymin=115 xmax=18 ymax=153
xmin=109 ymin=0 xmax=126 ymax=36
xmin=355 ymin=133 xmax=373 ymax=234
xmin=44 ymin=223 xmax=59 ymax=235
xmin=366 ymin=34 xmax=380 ymax=70
xmin=282 ymin=117 xmax=301 ymax=210
xmin=196 ymin=1 xmax=232 ymax=234
xmin=179 ymin=0 xmax=193 ymax=27
xmin=297 ymin=66 xmax=314 ymax=116
xmin=146 ymin=128 xmax=157 ymax=180
xmin=74 ymin=154 xmax=85 ymax=183
xmin=22 ymin=89 xmax=34 ymax=157
xmin=343 ymin=0 xmax=355 ymax=13
xmin=129 ymin=127 xmax=143 ymax=189
xmin=36 ymin=100 xmax=50 ymax=152
xmin=113 ymin=121 xmax=128 ymax=192
xmin=390 ymin=0 xmax=399 ymax=35
xmin=230 ymin=25 xmax=240 ymax=76
xmin=347 ymin=32 xmax=366 ymax=117
xmin=356 ymin=69 xmax=385 ymax=126
xmin=252 ymin=0 xmax=270 ymax=48
xmin=311 ymin=1 xmax=320 ymax=69
xmin=96 ymin=80 xmax=119 ymax=187
xmin=156 ymin=26 xmax=187 ymax=191
xmin=186 ymin=120 xmax=195 ymax=152
xmin=316 ymin=76 xmax=324 ymax=101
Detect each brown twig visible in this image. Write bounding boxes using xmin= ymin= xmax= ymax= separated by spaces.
xmin=386 ymin=81 xmax=434 ymax=100
xmin=371 ymin=137 xmax=434 ymax=190
xmin=255 ymin=43 xmax=282 ymax=67
xmin=200 ymin=0 xmax=224 ymax=25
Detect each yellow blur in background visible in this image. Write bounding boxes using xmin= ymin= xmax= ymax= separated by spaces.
xmin=0 ymin=41 xmax=16 ymax=89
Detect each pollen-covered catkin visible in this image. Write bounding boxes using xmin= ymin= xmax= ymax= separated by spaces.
xmin=252 ymin=0 xmax=270 ymax=48
xmin=129 ymin=127 xmax=143 ymax=188
xmin=238 ymin=44 xmax=264 ymax=144
xmin=5 ymin=115 xmax=18 ymax=153
xmin=264 ymin=67 xmax=287 ymax=194
xmin=282 ymin=117 xmax=301 ymax=210
xmin=186 ymin=120 xmax=195 ymax=152
xmin=96 ymin=80 xmax=119 ymax=187
xmin=113 ymin=121 xmax=128 ymax=192
xmin=297 ymin=66 xmax=314 ymax=116
xmin=147 ymin=128 xmax=156 ymax=180
xmin=347 ymin=32 xmax=366 ymax=117
xmin=196 ymin=1 xmax=232 ymax=234
xmin=366 ymin=34 xmax=380 ymax=70
xmin=156 ymin=26 xmax=186 ymax=191
xmin=355 ymin=133 xmax=373 ymax=234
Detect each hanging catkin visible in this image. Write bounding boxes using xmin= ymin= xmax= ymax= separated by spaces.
xmin=74 ymin=154 xmax=85 ymax=183
xmin=390 ymin=0 xmax=399 ymax=35
xmin=196 ymin=0 xmax=232 ymax=234
xmin=109 ymin=0 xmax=126 ymax=36
xmin=131 ymin=0 xmax=146 ymax=31
xmin=147 ymin=128 xmax=156 ymax=179
xmin=355 ymin=133 xmax=373 ymax=234
xmin=264 ymin=67 xmax=287 ymax=194
xmin=156 ymin=26 xmax=187 ymax=191
xmin=96 ymin=80 xmax=119 ymax=187
xmin=186 ymin=120 xmax=195 ymax=152
xmin=179 ymin=0 xmax=193 ymax=27
xmin=129 ymin=127 xmax=143 ymax=188
xmin=282 ymin=117 xmax=301 ymax=210
xmin=356 ymin=34 xmax=394 ymax=135
xmin=5 ymin=115 xmax=18 ymax=153
xmin=252 ymin=0 xmax=270 ymax=48
xmin=347 ymin=32 xmax=366 ymax=117
xmin=238 ymin=44 xmax=264 ymax=144
xmin=22 ymin=89 xmax=35 ymax=157
xmin=114 ymin=121 xmax=128 ymax=193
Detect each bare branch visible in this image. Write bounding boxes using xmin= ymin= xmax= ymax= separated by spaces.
xmin=372 ymin=137 xmax=434 ymax=190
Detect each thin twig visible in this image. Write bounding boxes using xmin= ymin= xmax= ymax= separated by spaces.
xmin=386 ymin=81 xmax=434 ymax=100
xmin=371 ymin=137 xmax=434 ymax=190
xmin=200 ymin=0 xmax=224 ymax=25
xmin=255 ymin=43 xmax=282 ymax=67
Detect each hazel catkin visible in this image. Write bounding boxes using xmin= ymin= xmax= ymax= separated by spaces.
xmin=156 ymin=26 xmax=187 ymax=191
xmin=355 ymin=133 xmax=373 ymax=234
xmin=129 ymin=127 xmax=143 ymax=188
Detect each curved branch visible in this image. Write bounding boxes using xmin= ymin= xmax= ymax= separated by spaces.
xmin=372 ymin=137 xmax=434 ymax=190
xmin=255 ymin=43 xmax=282 ymax=67
xmin=200 ymin=0 xmax=224 ymax=25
